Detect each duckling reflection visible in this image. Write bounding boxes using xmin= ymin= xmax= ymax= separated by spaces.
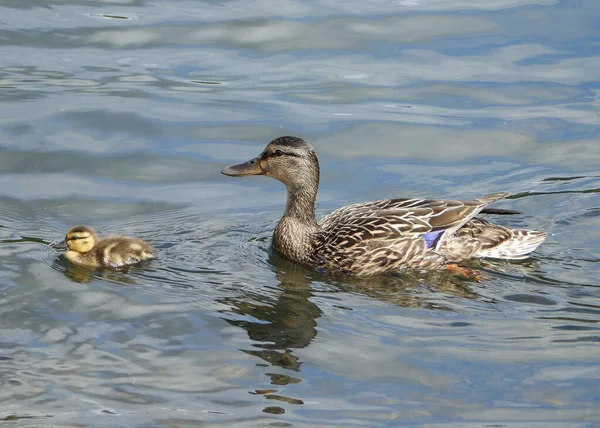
xmin=55 ymin=225 xmax=156 ymax=268
xmin=60 ymin=262 xmax=139 ymax=285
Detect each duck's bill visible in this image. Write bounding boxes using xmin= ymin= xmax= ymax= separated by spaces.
xmin=52 ymin=240 xmax=67 ymax=250
xmin=221 ymin=157 xmax=263 ymax=177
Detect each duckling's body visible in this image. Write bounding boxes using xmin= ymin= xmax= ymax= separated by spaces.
xmin=222 ymin=136 xmax=547 ymax=277
xmin=61 ymin=226 xmax=156 ymax=268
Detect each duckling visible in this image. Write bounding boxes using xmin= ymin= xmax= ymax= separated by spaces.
xmin=57 ymin=225 xmax=156 ymax=268
xmin=222 ymin=136 xmax=547 ymax=277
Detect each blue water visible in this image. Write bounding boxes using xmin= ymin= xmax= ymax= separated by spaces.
xmin=0 ymin=0 xmax=599 ymax=426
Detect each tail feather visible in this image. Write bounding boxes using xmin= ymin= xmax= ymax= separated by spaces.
xmin=480 ymin=207 xmax=521 ymax=215
xmin=475 ymin=192 xmax=510 ymax=205
xmin=476 ymin=229 xmax=547 ymax=260
xmin=459 ymin=193 xmax=547 ymax=260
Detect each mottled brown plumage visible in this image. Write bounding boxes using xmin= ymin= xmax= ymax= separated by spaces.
xmin=59 ymin=225 xmax=156 ymax=268
xmin=222 ymin=136 xmax=547 ymax=276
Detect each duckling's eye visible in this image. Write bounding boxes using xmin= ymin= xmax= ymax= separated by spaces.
xmin=69 ymin=235 xmax=89 ymax=241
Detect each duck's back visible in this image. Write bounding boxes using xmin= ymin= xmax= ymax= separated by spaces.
xmin=311 ymin=192 xmax=545 ymax=275
xmin=87 ymin=236 xmax=156 ymax=267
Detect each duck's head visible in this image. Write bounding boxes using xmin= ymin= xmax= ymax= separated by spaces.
xmin=221 ymin=136 xmax=319 ymax=188
xmin=62 ymin=226 xmax=98 ymax=253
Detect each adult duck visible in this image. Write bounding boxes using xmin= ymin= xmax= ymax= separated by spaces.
xmin=222 ymin=136 xmax=546 ymax=277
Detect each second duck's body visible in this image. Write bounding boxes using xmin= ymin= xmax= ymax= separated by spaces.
xmin=222 ymin=136 xmax=547 ymax=276
xmin=60 ymin=226 xmax=156 ymax=268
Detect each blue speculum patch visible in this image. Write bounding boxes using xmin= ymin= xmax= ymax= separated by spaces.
xmin=421 ymin=230 xmax=444 ymax=248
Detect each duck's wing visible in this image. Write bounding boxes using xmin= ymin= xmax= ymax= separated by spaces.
xmin=94 ymin=237 xmax=156 ymax=267
xmin=319 ymin=192 xmax=510 ymax=250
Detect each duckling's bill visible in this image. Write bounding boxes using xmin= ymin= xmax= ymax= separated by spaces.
xmin=52 ymin=240 xmax=68 ymax=250
xmin=221 ymin=157 xmax=263 ymax=177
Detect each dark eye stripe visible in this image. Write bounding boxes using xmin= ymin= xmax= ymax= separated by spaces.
xmin=263 ymin=150 xmax=299 ymax=159
xmin=68 ymin=235 xmax=89 ymax=241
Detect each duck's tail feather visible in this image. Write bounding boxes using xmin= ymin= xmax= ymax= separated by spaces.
xmin=480 ymin=207 xmax=522 ymax=215
xmin=476 ymin=228 xmax=548 ymax=260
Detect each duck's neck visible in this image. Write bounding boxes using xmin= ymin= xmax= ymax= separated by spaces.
xmin=283 ymin=181 xmax=318 ymax=227
xmin=273 ymin=176 xmax=320 ymax=264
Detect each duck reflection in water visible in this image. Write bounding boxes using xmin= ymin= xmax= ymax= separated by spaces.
xmin=218 ymin=250 xmax=484 ymax=391
xmin=54 ymin=254 xmax=148 ymax=285
xmin=219 ymin=254 xmax=322 ymax=372
xmin=218 ymin=250 xmax=489 ymax=411
xmin=58 ymin=261 xmax=141 ymax=284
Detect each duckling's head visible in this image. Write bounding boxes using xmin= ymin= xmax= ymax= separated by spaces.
xmin=221 ymin=136 xmax=319 ymax=189
xmin=64 ymin=226 xmax=98 ymax=254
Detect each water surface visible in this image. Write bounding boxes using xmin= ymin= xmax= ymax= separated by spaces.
xmin=1 ymin=0 xmax=599 ymax=426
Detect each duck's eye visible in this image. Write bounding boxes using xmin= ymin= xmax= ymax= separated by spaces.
xmin=273 ymin=149 xmax=284 ymax=156
xmin=69 ymin=235 xmax=89 ymax=241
